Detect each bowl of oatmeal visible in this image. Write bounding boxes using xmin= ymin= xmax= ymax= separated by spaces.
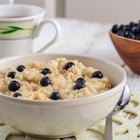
xmin=0 ymin=53 xmax=126 ymax=138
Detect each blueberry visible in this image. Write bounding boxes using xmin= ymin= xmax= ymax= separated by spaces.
xmin=112 ymin=20 xmax=140 ymax=40
xmin=137 ymin=24 xmax=140 ymax=32
xmin=136 ymin=34 xmax=140 ymax=40
xmin=7 ymin=71 xmax=16 ymax=79
xmin=65 ymin=62 xmax=75 ymax=70
xmin=74 ymin=77 xmax=86 ymax=90
xmin=127 ymin=32 xmax=135 ymax=39
xmin=76 ymin=78 xmax=86 ymax=84
xmin=129 ymin=21 xmax=135 ymax=27
xmin=17 ymin=65 xmax=25 ymax=72
xmin=50 ymin=92 xmax=60 ymax=100
xmin=74 ymin=82 xmax=85 ymax=90
xmin=117 ymin=30 xmax=125 ymax=37
xmin=124 ymin=25 xmax=131 ymax=31
xmin=118 ymin=24 xmax=124 ymax=30
xmin=13 ymin=93 xmax=22 ymax=97
xmin=124 ymin=31 xmax=129 ymax=37
xmin=41 ymin=68 xmax=52 ymax=75
xmin=112 ymin=24 xmax=119 ymax=33
xmin=40 ymin=77 xmax=51 ymax=86
xmin=8 ymin=81 xmax=20 ymax=91
xmin=122 ymin=26 xmax=127 ymax=31
xmin=92 ymin=71 xmax=103 ymax=79
xmin=131 ymin=26 xmax=139 ymax=34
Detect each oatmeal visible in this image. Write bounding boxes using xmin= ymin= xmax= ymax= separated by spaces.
xmin=0 ymin=58 xmax=111 ymax=100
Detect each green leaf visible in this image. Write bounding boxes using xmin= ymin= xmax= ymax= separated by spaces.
xmin=0 ymin=26 xmax=24 ymax=34
xmin=9 ymin=26 xmax=24 ymax=30
xmin=0 ymin=29 xmax=17 ymax=34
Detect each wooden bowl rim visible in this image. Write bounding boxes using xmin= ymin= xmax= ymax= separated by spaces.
xmin=109 ymin=30 xmax=140 ymax=43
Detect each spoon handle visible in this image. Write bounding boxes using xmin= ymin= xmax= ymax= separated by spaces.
xmin=104 ymin=112 xmax=113 ymax=140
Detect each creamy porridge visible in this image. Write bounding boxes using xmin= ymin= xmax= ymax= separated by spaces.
xmin=0 ymin=58 xmax=111 ymax=100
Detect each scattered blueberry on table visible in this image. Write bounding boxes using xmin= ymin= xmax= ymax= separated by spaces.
xmin=16 ymin=65 xmax=25 ymax=72
xmin=7 ymin=71 xmax=16 ymax=79
xmin=65 ymin=62 xmax=75 ymax=70
xmin=8 ymin=81 xmax=20 ymax=91
xmin=112 ymin=20 xmax=140 ymax=40
xmin=50 ymin=92 xmax=61 ymax=100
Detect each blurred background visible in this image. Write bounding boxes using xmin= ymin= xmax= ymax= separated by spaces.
xmin=0 ymin=0 xmax=140 ymax=23
xmin=1 ymin=0 xmax=140 ymax=23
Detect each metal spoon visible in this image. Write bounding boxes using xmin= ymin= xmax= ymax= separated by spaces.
xmin=104 ymin=84 xmax=131 ymax=140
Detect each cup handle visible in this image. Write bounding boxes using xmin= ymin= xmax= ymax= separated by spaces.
xmin=32 ymin=19 xmax=61 ymax=53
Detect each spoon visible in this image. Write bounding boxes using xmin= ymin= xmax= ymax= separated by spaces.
xmin=104 ymin=84 xmax=131 ymax=140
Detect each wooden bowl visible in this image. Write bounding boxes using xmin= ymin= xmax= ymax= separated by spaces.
xmin=109 ymin=30 xmax=140 ymax=74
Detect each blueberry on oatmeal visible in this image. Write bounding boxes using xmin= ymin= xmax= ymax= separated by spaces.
xmin=13 ymin=93 xmax=22 ymax=97
xmin=0 ymin=58 xmax=111 ymax=100
xmin=7 ymin=71 xmax=16 ymax=79
xmin=65 ymin=62 xmax=75 ymax=70
xmin=40 ymin=77 xmax=51 ymax=87
xmin=74 ymin=78 xmax=86 ymax=90
xmin=17 ymin=65 xmax=25 ymax=72
xmin=76 ymin=78 xmax=86 ymax=84
xmin=8 ymin=81 xmax=20 ymax=91
xmin=50 ymin=92 xmax=60 ymax=100
xmin=41 ymin=68 xmax=52 ymax=75
xmin=92 ymin=71 xmax=103 ymax=79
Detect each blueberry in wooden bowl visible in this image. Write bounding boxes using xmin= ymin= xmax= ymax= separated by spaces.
xmin=109 ymin=20 xmax=140 ymax=74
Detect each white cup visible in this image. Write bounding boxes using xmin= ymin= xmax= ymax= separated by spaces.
xmin=0 ymin=4 xmax=61 ymax=58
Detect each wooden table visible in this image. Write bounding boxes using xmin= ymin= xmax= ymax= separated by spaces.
xmin=7 ymin=18 xmax=140 ymax=140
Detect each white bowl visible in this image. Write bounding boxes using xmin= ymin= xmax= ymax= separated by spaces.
xmin=0 ymin=53 xmax=126 ymax=138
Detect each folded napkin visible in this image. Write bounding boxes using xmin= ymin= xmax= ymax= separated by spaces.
xmin=76 ymin=92 xmax=140 ymax=140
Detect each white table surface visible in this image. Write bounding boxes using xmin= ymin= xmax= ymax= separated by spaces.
xmin=38 ymin=18 xmax=140 ymax=92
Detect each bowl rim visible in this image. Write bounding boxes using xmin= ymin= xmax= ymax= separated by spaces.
xmin=0 ymin=4 xmax=46 ymax=21
xmin=109 ymin=30 xmax=140 ymax=43
xmin=0 ymin=53 xmax=126 ymax=105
